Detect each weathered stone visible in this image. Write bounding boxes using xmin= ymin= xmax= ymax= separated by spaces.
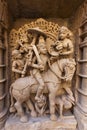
xmin=5 ymin=115 xmax=77 ymax=130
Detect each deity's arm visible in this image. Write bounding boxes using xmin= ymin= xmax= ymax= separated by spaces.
xmin=30 ymin=53 xmax=44 ymax=71
xmin=31 ymin=63 xmax=44 ymax=71
xmin=31 ymin=56 xmax=41 ymax=69
xmin=60 ymin=48 xmax=73 ymax=55
xmin=18 ymin=41 xmax=28 ymax=52
xmin=56 ymin=40 xmax=63 ymax=45
xmin=31 ymin=64 xmax=42 ymax=69
xmin=32 ymin=44 xmax=43 ymax=65
xmin=12 ymin=61 xmax=23 ymax=74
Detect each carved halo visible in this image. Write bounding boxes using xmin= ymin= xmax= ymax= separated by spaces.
xmin=9 ymin=18 xmax=60 ymax=54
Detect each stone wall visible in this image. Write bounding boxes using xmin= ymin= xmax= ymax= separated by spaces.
xmin=70 ymin=0 xmax=87 ymax=130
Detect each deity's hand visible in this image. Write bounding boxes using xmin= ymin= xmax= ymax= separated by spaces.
xmin=22 ymin=71 xmax=25 ymax=75
xmin=61 ymin=76 xmax=66 ymax=80
xmin=21 ymin=71 xmax=26 ymax=77
xmin=50 ymin=56 xmax=58 ymax=63
xmin=59 ymin=52 xmax=65 ymax=55
xmin=20 ymin=46 xmax=28 ymax=53
xmin=65 ymin=76 xmax=72 ymax=82
xmin=39 ymin=63 xmax=45 ymax=71
xmin=50 ymin=56 xmax=56 ymax=60
xmin=28 ymin=45 xmax=33 ymax=50
xmin=28 ymin=60 xmax=32 ymax=66
xmin=56 ymin=45 xmax=63 ymax=51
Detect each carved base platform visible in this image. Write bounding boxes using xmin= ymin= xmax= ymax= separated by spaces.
xmin=5 ymin=115 xmax=77 ymax=130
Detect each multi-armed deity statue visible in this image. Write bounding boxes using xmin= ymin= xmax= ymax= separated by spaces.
xmin=9 ymin=18 xmax=76 ymax=123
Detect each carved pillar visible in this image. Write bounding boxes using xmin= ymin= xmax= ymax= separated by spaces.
xmin=0 ymin=23 xmax=8 ymax=129
xmin=74 ymin=19 xmax=87 ymax=130
xmin=0 ymin=0 xmax=9 ymax=129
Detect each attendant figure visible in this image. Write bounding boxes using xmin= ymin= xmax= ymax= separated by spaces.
xmin=12 ymin=50 xmax=25 ymax=79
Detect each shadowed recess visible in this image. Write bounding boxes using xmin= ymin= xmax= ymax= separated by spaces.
xmin=7 ymin=0 xmax=85 ymax=19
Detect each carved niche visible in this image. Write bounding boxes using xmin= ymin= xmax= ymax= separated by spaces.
xmin=9 ymin=18 xmax=76 ymax=123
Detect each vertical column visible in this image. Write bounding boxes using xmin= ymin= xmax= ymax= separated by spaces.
xmin=0 ymin=0 xmax=9 ymax=129
xmin=0 ymin=23 xmax=8 ymax=129
xmin=74 ymin=19 xmax=87 ymax=130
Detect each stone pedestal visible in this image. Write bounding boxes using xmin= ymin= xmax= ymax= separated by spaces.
xmin=5 ymin=115 xmax=77 ymax=130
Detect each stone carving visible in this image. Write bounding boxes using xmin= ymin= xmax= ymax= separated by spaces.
xmin=9 ymin=19 xmax=76 ymax=123
xmin=35 ymin=94 xmax=48 ymax=116
xmin=56 ymin=92 xmax=75 ymax=118
xmin=12 ymin=49 xmax=25 ymax=79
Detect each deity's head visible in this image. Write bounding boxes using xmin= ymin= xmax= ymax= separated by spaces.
xmin=59 ymin=26 xmax=73 ymax=40
xmin=36 ymin=95 xmax=46 ymax=108
xmin=37 ymin=36 xmax=47 ymax=54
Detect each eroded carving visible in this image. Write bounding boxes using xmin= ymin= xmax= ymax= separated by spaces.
xmin=9 ymin=18 xmax=76 ymax=123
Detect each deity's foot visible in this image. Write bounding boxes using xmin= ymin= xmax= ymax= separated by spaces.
xmin=50 ymin=114 xmax=57 ymax=121
xmin=20 ymin=115 xmax=28 ymax=123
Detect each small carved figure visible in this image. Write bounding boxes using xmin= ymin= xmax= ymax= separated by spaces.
xmin=35 ymin=94 xmax=47 ymax=116
xmin=54 ymin=26 xmax=75 ymax=102
xmin=48 ymin=26 xmax=74 ymax=58
xmin=16 ymin=34 xmax=38 ymax=77
xmin=56 ymin=94 xmax=75 ymax=118
xmin=12 ymin=50 xmax=25 ymax=79
xmin=56 ymin=26 xmax=74 ymax=57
